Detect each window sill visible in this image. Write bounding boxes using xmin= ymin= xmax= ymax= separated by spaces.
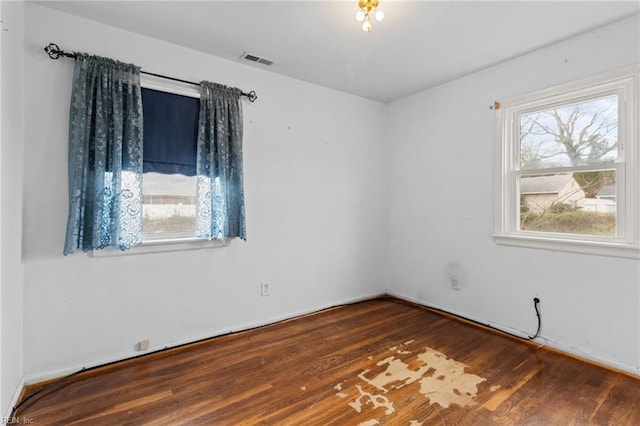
xmin=494 ymin=233 xmax=640 ymax=259
xmin=90 ymin=237 xmax=230 ymax=257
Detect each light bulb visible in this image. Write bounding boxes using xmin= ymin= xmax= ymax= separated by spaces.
xmin=375 ymin=10 xmax=384 ymax=22
xmin=356 ymin=10 xmax=365 ymax=22
xmin=362 ymin=20 xmax=372 ymax=32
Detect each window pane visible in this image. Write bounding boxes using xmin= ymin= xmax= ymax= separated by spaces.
xmin=519 ymin=171 xmax=616 ymax=236
xmin=143 ymin=172 xmax=196 ymax=237
xmin=519 ymin=96 xmax=618 ymax=169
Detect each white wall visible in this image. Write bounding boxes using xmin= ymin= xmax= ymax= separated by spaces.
xmin=387 ymin=14 xmax=640 ymax=374
xmin=22 ymin=3 xmax=388 ymax=380
xmin=0 ymin=0 xmax=25 ymax=416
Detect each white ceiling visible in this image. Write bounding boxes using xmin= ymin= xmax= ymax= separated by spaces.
xmin=38 ymin=1 xmax=640 ymax=103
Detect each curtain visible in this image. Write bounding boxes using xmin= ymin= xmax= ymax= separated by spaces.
xmin=196 ymin=81 xmax=246 ymax=240
xmin=63 ymin=54 xmax=144 ymax=255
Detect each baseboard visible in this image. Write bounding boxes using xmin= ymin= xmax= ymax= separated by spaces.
xmin=23 ymin=290 xmax=389 ymax=386
xmin=3 ymin=376 xmax=25 ymax=423
xmin=384 ymin=289 xmax=640 ymax=378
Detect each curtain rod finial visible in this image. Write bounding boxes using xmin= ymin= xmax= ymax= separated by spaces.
xmin=246 ymin=91 xmax=257 ymax=103
xmin=44 ymin=43 xmax=62 ymax=59
xmin=44 ymin=42 xmax=76 ymax=60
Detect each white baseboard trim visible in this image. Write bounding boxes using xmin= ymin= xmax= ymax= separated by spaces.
xmin=24 ymin=290 xmax=388 ymax=385
xmin=385 ymin=289 xmax=640 ymax=378
xmin=3 ymin=376 xmax=25 ymax=423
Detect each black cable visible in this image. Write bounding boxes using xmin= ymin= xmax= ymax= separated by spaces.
xmin=12 ymin=295 xmax=542 ymax=415
xmin=528 ymin=297 xmax=542 ymax=340
xmin=414 ymin=296 xmax=542 ymax=342
xmin=11 ymin=297 xmax=372 ymax=415
xmin=12 ymin=348 xmax=166 ymax=415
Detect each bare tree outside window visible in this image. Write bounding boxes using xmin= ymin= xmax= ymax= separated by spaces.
xmin=518 ymin=96 xmax=618 ymax=236
xmin=520 ymin=95 xmax=617 ymax=169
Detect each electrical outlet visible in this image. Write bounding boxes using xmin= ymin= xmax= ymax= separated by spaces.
xmin=261 ymin=282 xmax=271 ymax=297
xmin=451 ymin=275 xmax=460 ymax=290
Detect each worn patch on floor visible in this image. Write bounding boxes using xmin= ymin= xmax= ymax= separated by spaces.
xmin=335 ymin=342 xmax=489 ymax=424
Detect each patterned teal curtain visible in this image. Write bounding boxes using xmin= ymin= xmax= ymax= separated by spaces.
xmin=63 ymin=54 xmax=144 ymax=255
xmin=196 ymin=81 xmax=246 ymax=240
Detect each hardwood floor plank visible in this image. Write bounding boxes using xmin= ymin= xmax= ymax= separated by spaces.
xmin=14 ymin=298 xmax=640 ymax=425
xmin=67 ymin=390 xmax=174 ymax=424
xmin=482 ymin=356 xmax=544 ymax=411
xmin=591 ymin=375 xmax=640 ymax=425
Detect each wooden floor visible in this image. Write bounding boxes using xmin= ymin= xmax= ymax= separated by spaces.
xmin=14 ymin=298 xmax=640 ymax=425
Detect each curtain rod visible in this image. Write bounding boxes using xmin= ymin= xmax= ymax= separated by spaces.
xmin=44 ymin=43 xmax=258 ymax=103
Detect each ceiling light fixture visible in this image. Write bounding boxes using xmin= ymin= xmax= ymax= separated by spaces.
xmin=356 ymin=0 xmax=384 ymax=33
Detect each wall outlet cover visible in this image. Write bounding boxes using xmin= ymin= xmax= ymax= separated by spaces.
xmin=261 ymin=282 xmax=271 ymax=297
xmin=138 ymin=339 xmax=150 ymax=351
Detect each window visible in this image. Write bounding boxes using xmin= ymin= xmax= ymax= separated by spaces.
xmin=141 ymin=81 xmax=199 ymax=242
xmin=494 ymin=66 xmax=639 ymax=257
xmin=141 ymin=84 xmax=198 ymax=242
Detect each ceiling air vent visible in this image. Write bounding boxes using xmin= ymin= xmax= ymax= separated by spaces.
xmin=240 ymin=52 xmax=274 ymax=66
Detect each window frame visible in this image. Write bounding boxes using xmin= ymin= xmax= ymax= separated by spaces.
xmin=494 ymin=65 xmax=640 ymax=258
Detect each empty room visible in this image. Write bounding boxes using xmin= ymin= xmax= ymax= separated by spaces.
xmin=1 ymin=0 xmax=640 ymax=424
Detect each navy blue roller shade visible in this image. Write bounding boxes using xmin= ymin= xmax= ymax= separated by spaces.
xmin=142 ymin=88 xmax=200 ymax=176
